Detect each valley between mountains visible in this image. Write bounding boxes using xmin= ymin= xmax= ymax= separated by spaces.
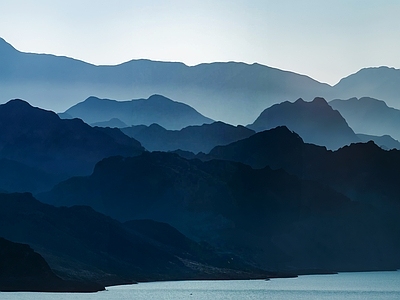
xmin=0 ymin=37 xmax=400 ymax=292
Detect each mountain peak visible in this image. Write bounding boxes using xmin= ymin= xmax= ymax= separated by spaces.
xmin=311 ymin=97 xmax=328 ymax=105
xmin=248 ymin=97 xmax=358 ymax=150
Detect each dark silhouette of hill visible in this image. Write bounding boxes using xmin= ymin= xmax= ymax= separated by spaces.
xmin=62 ymin=95 xmax=214 ymax=130
xmin=357 ymin=134 xmax=400 ymax=150
xmin=332 ymin=67 xmax=400 ymax=110
xmin=0 ymin=193 xmax=264 ymax=288
xmin=121 ymin=122 xmax=255 ymax=154
xmin=248 ymin=97 xmax=359 ymax=150
xmin=39 ymin=151 xmax=400 ymax=273
xmin=207 ymin=127 xmax=400 ymax=210
xmin=0 ymin=37 xmax=331 ymax=125
xmin=0 ymin=237 xmax=103 ymax=292
xmin=329 ymin=97 xmax=400 ymax=141
xmin=0 ymin=99 xmax=144 ymax=182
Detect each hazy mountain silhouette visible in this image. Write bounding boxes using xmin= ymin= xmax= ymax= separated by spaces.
xmin=39 ymin=151 xmax=400 ymax=273
xmin=0 ymin=237 xmax=103 ymax=292
xmin=0 ymin=99 xmax=144 ymax=180
xmin=248 ymin=97 xmax=359 ymax=150
xmin=332 ymin=67 xmax=400 ymax=109
xmin=0 ymin=193 xmax=264 ymax=287
xmin=357 ymin=134 xmax=400 ymax=150
xmin=0 ymin=37 xmax=331 ymax=124
xmin=91 ymin=118 xmax=128 ymax=128
xmin=329 ymin=97 xmax=400 ymax=141
xmin=121 ymin=122 xmax=255 ymax=154
xmin=62 ymin=95 xmax=214 ymax=130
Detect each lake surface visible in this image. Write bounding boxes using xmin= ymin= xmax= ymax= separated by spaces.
xmin=1 ymin=271 xmax=400 ymax=299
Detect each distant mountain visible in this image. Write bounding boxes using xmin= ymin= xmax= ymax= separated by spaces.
xmin=39 ymin=151 xmax=400 ymax=273
xmin=0 ymin=99 xmax=144 ymax=181
xmin=332 ymin=67 xmax=400 ymax=109
xmin=0 ymin=37 xmax=331 ymax=125
xmin=121 ymin=122 xmax=255 ymax=154
xmin=62 ymin=95 xmax=214 ymax=130
xmin=91 ymin=118 xmax=128 ymax=128
xmin=0 ymin=193 xmax=263 ymax=287
xmin=248 ymin=97 xmax=359 ymax=150
xmin=357 ymin=134 xmax=400 ymax=150
xmin=329 ymin=97 xmax=400 ymax=141
xmin=0 ymin=237 xmax=102 ymax=292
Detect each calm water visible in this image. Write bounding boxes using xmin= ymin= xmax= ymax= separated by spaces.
xmin=1 ymin=271 xmax=399 ymax=299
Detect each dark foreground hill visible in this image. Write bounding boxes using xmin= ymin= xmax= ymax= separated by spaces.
xmin=0 ymin=193 xmax=264 ymax=288
xmin=248 ymin=97 xmax=359 ymax=150
xmin=206 ymin=126 xmax=400 ymax=211
xmin=121 ymin=122 xmax=255 ymax=154
xmin=63 ymin=95 xmax=214 ymax=130
xmin=39 ymin=151 xmax=400 ymax=273
xmin=0 ymin=99 xmax=144 ymax=193
xmin=0 ymin=237 xmax=103 ymax=292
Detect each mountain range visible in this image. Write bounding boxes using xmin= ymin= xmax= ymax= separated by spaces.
xmin=248 ymin=97 xmax=359 ymax=150
xmin=331 ymin=67 xmax=400 ymax=109
xmin=2 ymin=37 xmax=400 ymax=125
xmin=38 ymin=149 xmax=400 ymax=273
xmin=329 ymin=97 xmax=400 ymax=141
xmin=61 ymin=95 xmax=213 ymax=130
xmin=121 ymin=122 xmax=255 ymax=154
xmin=0 ymin=99 xmax=144 ymax=193
xmin=2 ymin=35 xmax=400 ymax=291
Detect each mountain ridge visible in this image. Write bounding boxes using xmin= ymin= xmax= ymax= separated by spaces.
xmin=63 ymin=94 xmax=214 ymax=130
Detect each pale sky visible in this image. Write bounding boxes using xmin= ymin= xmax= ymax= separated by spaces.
xmin=1 ymin=0 xmax=399 ymax=85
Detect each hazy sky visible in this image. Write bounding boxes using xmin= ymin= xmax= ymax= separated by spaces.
xmin=1 ymin=0 xmax=399 ymax=85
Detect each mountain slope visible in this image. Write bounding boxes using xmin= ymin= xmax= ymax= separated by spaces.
xmin=248 ymin=97 xmax=359 ymax=150
xmin=63 ymin=95 xmax=214 ymax=130
xmin=329 ymin=97 xmax=400 ymax=140
xmin=0 ymin=37 xmax=331 ymax=124
xmin=332 ymin=66 xmax=400 ymax=109
xmin=0 ymin=193 xmax=262 ymax=286
xmin=207 ymin=127 xmax=400 ymax=210
xmin=357 ymin=134 xmax=400 ymax=150
xmin=121 ymin=122 xmax=255 ymax=154
xmin=0 ymin=237 xmax=103 ymax=292
xmin=0 ymin=99 xmax=144 ymax=180
xmin=39 ymin=151 xmax=400 ymax=273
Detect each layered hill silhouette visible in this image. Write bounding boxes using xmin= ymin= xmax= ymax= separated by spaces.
xmin=121 ymin=122 xmax=255 ymax=154
xmin=63 ymin=95 xmax=214 ymax=130
xmin=357 ymin=134 xmax=400 ymax=150
xmin=0 ymin=99 xmax=144 ymax=192
xmin=329 ymin=97 xmax=400 ymax=141
xmin=0 ymin=37 xmax=331 ymax=124
xmin=39 ymin=151 xmax=400 ymax=273
xmin=3 ymin=38 xmax=400 ymax=124
xmin=248 ymin=97 xmax=359 ymax=150
xmin=332 ymin=67 xmax=400 ymax=109
xmin=206 ymin=127 xmax=400 ymax=210
xmin=0 ymin=193 xmax=263 ymax=287
xmin=0 ymin=237 xmax=103 ymax=292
